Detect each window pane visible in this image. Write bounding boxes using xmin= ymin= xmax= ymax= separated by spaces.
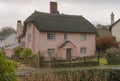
xmin=81 ymin=48 xmax=87 ymax=54
xmin=81 ymin=34 xmax=86 ymax=41
xmin=48 ymin=49 xmax=55 ymax=57
xmin=47 ymin=33 xmax=55 ymax=40
xmin=28 ymin=34 xmax=32 ymax=42
xmin=64 ymin=33 xmax=67 ymax=40
xmin=27 ymin=23 xmax=32 ymax=28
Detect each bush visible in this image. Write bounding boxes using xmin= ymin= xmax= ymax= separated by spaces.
xmin=14 ymin=47 xmax=23 ymax=59
xmin=53 ymin=61 xmax=99 ymax=68
xmin=20 ymin=48 xmax=33 ymax=63
xmin=19 ymin=69 xmax=120 ymax=81
xmin=96 ymin=36 xmax=118 ymax=53
xmin=20 ymin=48 xmax=32 ymax=58
xmin=106 ymin=47 xmax=120 ymax=64
xmin=0 ymin=50 xmax=17 ymax=81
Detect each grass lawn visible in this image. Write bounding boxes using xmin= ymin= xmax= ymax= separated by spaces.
xmin=99 ymin=57 xmax=108 ymax=65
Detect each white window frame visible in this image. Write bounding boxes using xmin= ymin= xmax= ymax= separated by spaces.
xmin=47 ymin=33 xmax=55 ymax=40
xmin=28 ymin=34 xmax=32 ymax=42
xmin=80 ymin=47 xmax=87 ymax=54
xmin=81 ymin=34 xmax=87 ymax=41
xmin=48 ymin=49 xmax=55 ymax=57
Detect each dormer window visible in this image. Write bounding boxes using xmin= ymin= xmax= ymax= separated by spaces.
xmin=27 ymin=23 xmax=32 ymax=28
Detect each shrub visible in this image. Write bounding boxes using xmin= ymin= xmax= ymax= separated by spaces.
xmin=96 ymin=36 xmax=118 ymax=53
xmin=106 ymin=47 xmax=120 ymax=64
xmin=14 ymin=47 xmax=23 ymax=58
xmin=0 ymin=50 xmax=17 ymax=81
xmin=20 ymin=48 xmax=32 ymax=59
xmin=18 ymin=69 xmax=120 ymax=81
xmin=20 ymin=48 xmax=33 ymax=63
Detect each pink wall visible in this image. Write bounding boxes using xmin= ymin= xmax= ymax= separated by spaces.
xmin=25 ymin=23 xmax=96 ymax=60
xmin=4 ymin=49 xmax=14 ymax=58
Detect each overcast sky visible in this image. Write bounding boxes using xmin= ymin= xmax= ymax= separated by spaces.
xmin=0 ymin=0 xmax=120 ymax=29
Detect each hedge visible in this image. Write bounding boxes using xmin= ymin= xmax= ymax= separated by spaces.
xmin=18 ymin=69 xmax=120 ymax=81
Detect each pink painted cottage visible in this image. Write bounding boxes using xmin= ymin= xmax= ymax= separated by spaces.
xmin=21 ymin=2 xmax=97 ymax=61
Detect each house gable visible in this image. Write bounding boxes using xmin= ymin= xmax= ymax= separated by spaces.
xmin=59 ymin=41 xmax=76 ymax=48
xmin=110 ymin=20 xmax=120 ymax=42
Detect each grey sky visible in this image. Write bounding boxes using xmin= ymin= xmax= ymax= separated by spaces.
xmin=0 ymin=0 xmax=120 ymax=29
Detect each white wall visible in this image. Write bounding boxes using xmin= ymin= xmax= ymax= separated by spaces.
xmin=4 ymin=33 xmax=17 ymax=47
xmin=111 ymin=20 xmax=120 ymax=42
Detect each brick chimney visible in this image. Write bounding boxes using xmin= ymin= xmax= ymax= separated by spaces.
xmin=50 ymin=2 xmax=58 ymax=13
xmin=111 ymin=12 xmax=114 ymax=24
xmin=17 ymin=20 xmax=23 ymax=37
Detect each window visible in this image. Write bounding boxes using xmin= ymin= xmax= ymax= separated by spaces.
xmin=81 ymin=48 xmax=87 ymax=54
xmin=81 ymin=34 xmax=87 ymax=41
xmin=64 ymin=33 xmax=67 ymax=40
xmin=48 ymin=49 xmax=55 ymax=57
xmin=47 ymin=33 xmax=55 ymax=40
xmin=27 ymin=23 xmax=32 ymax=28
xmin=28 ymin=34 xmax=32 ymax=42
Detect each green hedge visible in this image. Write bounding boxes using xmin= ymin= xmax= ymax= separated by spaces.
xmin=53 ymin=69 xmax=120 ymax=81
xmin=106 ymin=48 xmax=120 ymax=64
xmin=52 ymin=61 xmax=99 ymax=68
xmin=20 ymin=69 xmax=120 ymax=81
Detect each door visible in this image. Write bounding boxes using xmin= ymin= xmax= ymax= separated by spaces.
xmin=66 ymin=48 xmax=72 ymax=61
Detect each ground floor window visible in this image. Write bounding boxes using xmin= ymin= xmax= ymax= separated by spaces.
xmin=80 ymin=47 xmax=87 ymax=54
xmin=48 ymin=49 xmax=55 ymax=57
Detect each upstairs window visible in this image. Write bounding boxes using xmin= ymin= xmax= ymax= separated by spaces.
xmin=81 ymin=34 xmax=87 ymax=41
xmin=27 ymin=23 xmax=32 ymax=28
xmin=80 ymin=47 xmax=87 ymax=54
xmin=64 ymin=33 xmax=67 ymax=40
xmin=28 ymin=34 xmax=32 ymax=42
xmin=47 ymin=33 xmax=55 ymax=40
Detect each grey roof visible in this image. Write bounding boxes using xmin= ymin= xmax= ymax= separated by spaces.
xmin=0 ymin=32 xmax=16 ymax=40
xmin=4 ymin=42 xmax=24 ymax=50
xmin=109 ymin=19 xmax=120 ymax=31
xmin=23 ymin=11 xmax=97 ymax=35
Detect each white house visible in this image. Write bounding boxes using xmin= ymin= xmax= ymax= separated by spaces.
xmin=0 ymin=33 xmax=17 ymax=48
xmin=109 ymin=12 xmax=120 ymax=42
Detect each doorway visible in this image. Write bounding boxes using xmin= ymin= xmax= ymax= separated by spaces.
xmin=66 ymin=48 xmax=72 ymax=61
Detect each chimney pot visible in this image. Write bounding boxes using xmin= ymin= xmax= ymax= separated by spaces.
xmin=111 ymin=12 xmax=114 ymax=24
xmin=50 ymin=2 xmax=58 ymax=13
xmin=17 ymin=20 xmax=21 ymax=23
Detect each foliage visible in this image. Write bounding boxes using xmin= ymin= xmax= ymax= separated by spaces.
xmin=14 ymin=47 xmax=23 ymax=58
xmin=0 ymin=50 xmax=17 ymax=81
xmin=99 ymin=57 xmax=108 ymax=65
xmin=20 ymin=48 xmax=32 ymax=59
xmin=96 ymin=36 xmax=118 ymax=52
xmin=106 ymin=47 xmax=120 ymax=64
xmin=18 ymin=69 xmax=120 ymax=81
xmin=43 ymin=56 xmax=99 ymax=68
xmin=0 ymin=27 xmax=16 ymax=36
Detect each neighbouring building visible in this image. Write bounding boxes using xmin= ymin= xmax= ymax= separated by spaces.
xmin=20 ymin=2 xmax=97 ymax=61
xmin=97 ymin=24 xmax=111 ymax=38
xmin=109 ymin=12 xmax=120 ymax=42
xmin=4 ymin=21 xmax=25 ymax=58
xmin=0 ymin=33 xmax=17 ymax=48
